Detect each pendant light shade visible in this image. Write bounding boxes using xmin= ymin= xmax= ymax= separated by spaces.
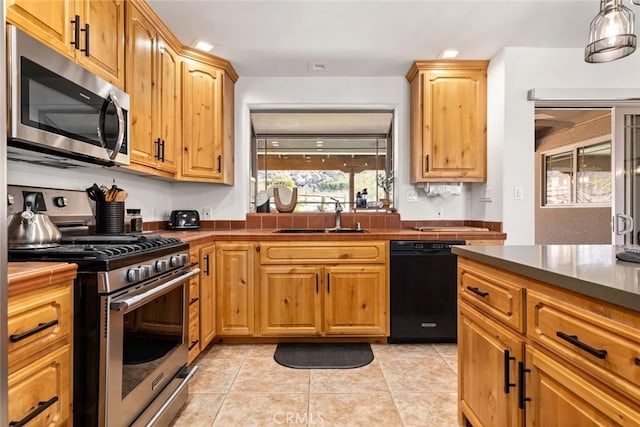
xmin=585 ymin=0 xmax=636 ymax=63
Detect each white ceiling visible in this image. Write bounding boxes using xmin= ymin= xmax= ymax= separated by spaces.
xmin=148 ymin=0 xmax=600 ymax=77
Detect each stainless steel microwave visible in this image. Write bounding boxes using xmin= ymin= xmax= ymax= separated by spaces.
xmin=6 ymin=25 xmax=130 ymax=167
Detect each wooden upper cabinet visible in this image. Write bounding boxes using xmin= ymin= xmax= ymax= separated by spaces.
xmin=7 ymin=0 xmax=125 ymax=88
xmin=181 ymin=58 xmax=224 ymax=182
xmin=125 ymin=2 xmax=179 ymax=177
xmin=407 ymin=60 xmax=488 ymax=183
xmin=75 ymin=0 xmax=125 ymax=88
xmin=180 ymin=51 xmax=235 ymax=185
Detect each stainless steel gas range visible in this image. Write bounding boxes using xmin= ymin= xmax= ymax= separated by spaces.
xmin=7 ymin=186 xmax=198 ymax=426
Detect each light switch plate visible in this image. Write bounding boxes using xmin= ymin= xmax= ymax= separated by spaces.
xmin=514 ymin=185 xmax=524 ymax=200
xmin=203 ymin=207 xmax=213 ymax=218
xmin=406 ymin=189 xmax=418 ymax=202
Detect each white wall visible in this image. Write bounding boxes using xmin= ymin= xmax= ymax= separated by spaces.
xmin=171 ymin=75 xmax=475 ymax=220
xmin=489 ymin=47 xmax=640 ymax=244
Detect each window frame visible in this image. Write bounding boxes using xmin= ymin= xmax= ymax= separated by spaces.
xmin=540 ymin=134 xmax=611 ymax=208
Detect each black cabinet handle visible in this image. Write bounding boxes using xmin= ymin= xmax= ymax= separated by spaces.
xmin=466 ymin=286 xmax=489 ymax=298
xmin=217 ymin=155 xmax=222 ymax=173
xmin=425 ymin=154 xmax=430 ymax=173
xmin=503 ymin=349 xmax=516 ymax=394
xmin=203 ymin=254 xmax=210 ymax=276
xmin=189 ymin=297 xmax=199 ymax=305
xmin=154 ymin=138 xmax=161 ymax=160
xmin=188 ymin=340 xmax=199 ymax=350
xmin=518 ymin=361 xmax=531 ymax=409
xmin=635 ymin=357 xmax=640 ymax=366
xmin=315 ymin=274 xmax=319 ymax=294
xmin=9 ymin=396 xmax=58 ymax=427
xmin=327 ymin=274 xmax=330 ymax=293
xmin=556 ymin=331 xmax=607 ymax=360
xmin=161 ymin=139 xmax=166 ymax=162
xmin=10 ymin=320 xmax=59 ymax=342
xmin=80 ymin=23 xmax=90 ymax=56
xmin=70 ymin=15 xmax=81 ymax=49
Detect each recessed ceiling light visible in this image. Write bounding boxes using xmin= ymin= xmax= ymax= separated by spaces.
xmin=195 ymin=41 xmax=214 ymax=52
xmin=271 ymin=141 xmax=279 ymax=146
xmin=316 ymin=140 xmax=324 ymax=146
xmin=439 ymin=49 xmax=460 ymax=59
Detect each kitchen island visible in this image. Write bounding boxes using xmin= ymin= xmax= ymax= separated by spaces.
xmin=453 ymin=244 xmax=640 ymax=426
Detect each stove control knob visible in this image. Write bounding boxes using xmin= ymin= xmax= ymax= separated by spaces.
xmin=180 ymin=254 xmax=189 ymax=265
xmin=170 ymin=255 xmax=182 ymax=268
xmin=127 ymin=268 xmax=142 ymax=282
xmin=155 ymin=260 xmax=168 ymax=272
xmin=54 ymin=196 xmax=68 ymax=207
xmin=140 ymin=265 xmax=152 ymax=279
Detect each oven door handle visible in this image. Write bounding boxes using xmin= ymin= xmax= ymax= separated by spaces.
xmin=110 ymin=268 xmax=200 ymax=312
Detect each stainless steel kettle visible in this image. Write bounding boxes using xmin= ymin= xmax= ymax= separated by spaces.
xmin=7 ymin=204 xmax=62 ymax=248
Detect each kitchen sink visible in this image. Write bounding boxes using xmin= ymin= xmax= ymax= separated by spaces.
xmin=274 ymin=228 xmax=365 ymax=233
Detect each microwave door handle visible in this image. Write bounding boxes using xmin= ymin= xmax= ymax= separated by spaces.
xmin=108 ymin=93 xmax=125 ymax=160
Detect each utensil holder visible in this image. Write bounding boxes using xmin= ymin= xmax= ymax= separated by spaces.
xmin=96 ymin=201 xmax=125 ymax=234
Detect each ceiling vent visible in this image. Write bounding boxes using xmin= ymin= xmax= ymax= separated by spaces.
xmin=308 ymin=62 xmax=328 ymax=72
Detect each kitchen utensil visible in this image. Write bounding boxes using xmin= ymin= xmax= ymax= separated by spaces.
xmin=7 ymin=203 xmax=62 ymax=248
xmin=168 ymin=210 xmax=201 ymax=230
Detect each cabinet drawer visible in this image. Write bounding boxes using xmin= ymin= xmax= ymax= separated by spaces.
xmin=260 ymin=241 xmax=387 ymax=264
xmin=458 ymin=259 xmax=524 ymax=332
xmin=528 ymin=289 xmax=640 ymax=401
xmin=189 ymin=246 xmax=200 ymax=265
xmin=8 ymin=283 xmax=72 ymax=371
xmin=8 ymin=344 xmax=71 ymax=427
xmin=188 ymin=305 xmax=200 ymax=363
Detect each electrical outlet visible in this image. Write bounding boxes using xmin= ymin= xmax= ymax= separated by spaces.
xmin=406 ymin=189 xmax=418 ymax=202
xmin=436 ymin=207 xmax=443 ymax=217
xmin=203 ymin=207 xmax=213 ymax=219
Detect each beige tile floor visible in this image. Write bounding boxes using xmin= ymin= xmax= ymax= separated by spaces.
xmin=171 ymin=343 xmax=458 ymax=427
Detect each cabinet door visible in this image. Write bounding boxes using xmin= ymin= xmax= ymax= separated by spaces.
xmin=125 ymin=3 xmax=157 ymax=169
xmin=8 ymin=344 xmax=71 ymax=427
xmin=181 ymin=59 xmax=224 ymax=181
xmin=7 ymin=0 xmax=74 ymax=59
xmin=155 ymin=38 xmax=180 ymax=174
xmin=525 ymin=346 xmax=640 ymax=427
xmin=421 ymin=68 xmax=486 ymax=181
xmin=75 ymin=0 xmax=125 ymax=88
xmin=188 ymin=275 xmax=200 ymax=364
xmin=324 ymin=265 xmax=387 ymax=336
xmin=217 ymin=243 xmax=255 ymax=335
xmin=259 ymin=266 xmax=322 ymax=336
xmin=459 ymin=302 xmax=523 ymax=427
xmin=199 ymin=244 xmax=216 ymax=349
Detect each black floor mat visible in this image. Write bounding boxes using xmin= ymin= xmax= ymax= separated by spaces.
xmin=274 ymin=342 xmax=374 ymax=369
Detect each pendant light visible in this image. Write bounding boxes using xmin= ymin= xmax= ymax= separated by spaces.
xmin=585 ymin=0 xmax=636 ymax=63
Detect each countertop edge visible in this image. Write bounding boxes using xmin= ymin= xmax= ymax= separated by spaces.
xmin=8 ymin=262 xmax=78 ymax=297
xmin=452 ymin=246 xmax=640 ymax=313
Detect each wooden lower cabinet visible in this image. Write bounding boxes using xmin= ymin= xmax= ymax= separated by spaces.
xmin=7 ymin=276 xmax=74 ymax=427
xmin=199 ymin=243 xmax=216 ymax=349
xmin=324 ymin=265 xmax=387 ymax=335
xmin=525 ymin=345 xmax=640 ymax=427
xmin=458 ymin=257 xmax=640 ymax=427
xmin=257 ymin=241 xmax=389 ymax=337
xmin=216 ymin=242 xmax=256 ymax=336
xmin=458 ymin=302 xmax=523 ymax=427
xmin=259 ymin=266 xmax=322 ymax=336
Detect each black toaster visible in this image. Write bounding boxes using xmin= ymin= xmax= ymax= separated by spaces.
xmin=168 ymin=210 xmax=201 ymax=229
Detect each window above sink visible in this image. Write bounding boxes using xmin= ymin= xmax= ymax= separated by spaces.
xmin=250 ymin=110 xmax=394 ymax=213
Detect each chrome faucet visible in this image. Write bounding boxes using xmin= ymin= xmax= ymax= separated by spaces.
xmin=330 ymin=197 xmax=343 ymax=229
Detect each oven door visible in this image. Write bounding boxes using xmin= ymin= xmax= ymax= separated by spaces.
xmin=101 ymin=267 xmax=199 ymax=427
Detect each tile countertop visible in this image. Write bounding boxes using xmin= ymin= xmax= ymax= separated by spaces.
xmin=452 ymin=245 xmax=640 ymax=313
xmin=7 ymin=262 xmax=77 ymax=296
xmin=159 ymin=228 xmax=506 ymax=247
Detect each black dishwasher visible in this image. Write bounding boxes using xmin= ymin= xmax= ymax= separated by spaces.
xmin=389 ymin=240 xmax=464 ymax=343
